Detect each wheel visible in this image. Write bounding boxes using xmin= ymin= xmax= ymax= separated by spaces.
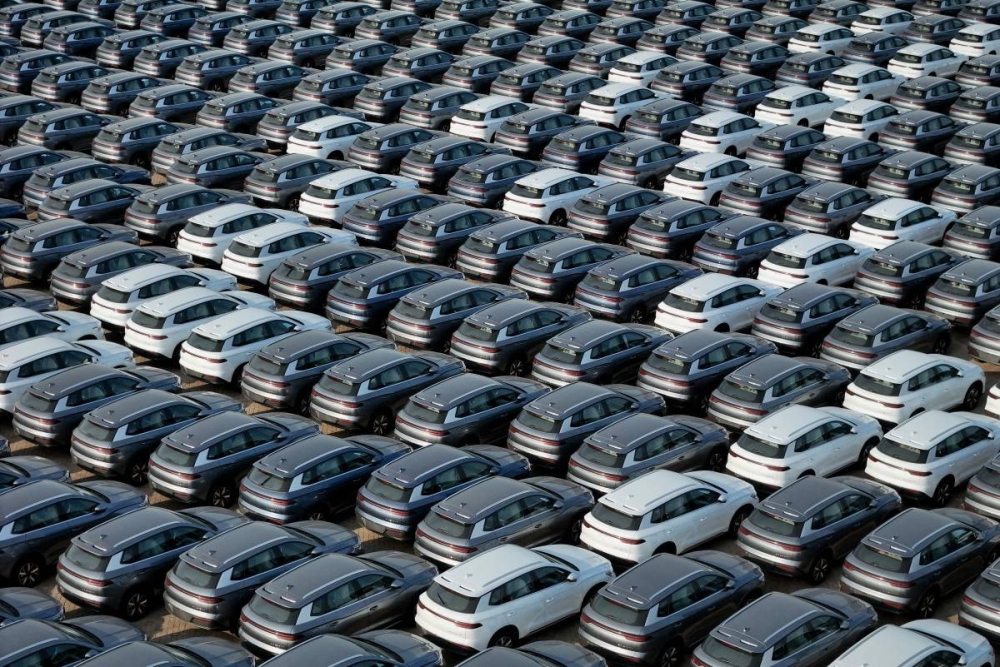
xmin=286 ymin=194 xmax=301 ymax=211
xmin=807 ymin=552 xmax=832 ymax=584
xmin=706 ymin=448 xmax=727 ymax=472
xmin=307 ymin=505 xmax=331 ymax=521
xmin=906 ymin=290 xmax=926 ymax=309
xmin=618 ymin=116 xmax=630 ymax=131
xmin=369 ymin=407 xmax=393 ymax=436
xmin=915 ymin=588 xmax=938 ymax=619
xmin=715 ymin=323 xmax=729 ymax=333
xmin=231 ymin=364 xmax=246 ymax=386
xmin=710 ymin=193 xmax=721 ymax=206
xmin=506 ymin=355 xmax=528 ymax=377
xmin=166 ymin=228 xmax=180 ymax=246
xmin=13 ymin=556 xmax=44 ymax=587
xmin=301 ymin=58 xmax=315 ymax=67
xmin=729 ymin=506 xmax=752 ymax=536
xmin=445 ymin=250 xmax=459 ymax=269
xmin=208 ymin=481 xmax=236 ymax=508
xmin=67 ymin=93 xmax=80 ymax=105
xmin=566 ymin=517 xmax=583 ymax=543
xmin=125 ymin=456 xmax=148 ymax=485
xmin=833 ymin=224 xmax=848 ymax=240
xmin=657 ymin=640 xmax=685 ymax=667
xmin=296 ymin=389 xmax=312 ymax=415
xmin=724 ymin=146 xmax=737 ymax=156
xmin=868 ymin=133 xmax=878 ymax=142
xmin=488 ymin=628 xmax=518 ymax=648
xmin=654 ymin=542 xmax=676 ymax=555
xmin=798 ymin=118 xmax=809 ymax=126
xmin=932 ymin=477 xmax=954 ymax=508
xmin=931 ymin=334 xmax=950 ymax=354
xmin=806 ymin=338 xmax=823 ymax=358
xmin=744 ymin=263 xmax=758 ymax=279
xmin=328 ymin=151 xmax=343 ymax=160
xmin=859 ymin=438 xmax=878 ymax=467
xmin=549 ymin=209 xmax=566 ymax=226
xmin=120 ymin=586 xmax=153 ymax=620
xmin=642 ymin=176 xmax=657 ymax=189
xmin=834 ymin=388 xmax=846 ymax=405
xmin=964 ymin=382 xmax=984 ymax=411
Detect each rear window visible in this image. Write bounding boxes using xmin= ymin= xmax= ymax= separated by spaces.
xmin=131 ymin=310 xmax=167 ymax=329
xmin=186 ymin=333 xmax=225 ymax=353
xmin=426 ymin=582 xmax=479 ymax=613
xmin=854 ymin=373 xmax=902 ymax=397
xmin=747 ymin=509 xmax=802 ymax=537
xmin=829 ymin=326 xmax=874 ymax=347
xmin=367 ymin=477 xmax=413 ymax=502
xmin=854 ymin=543 xmax=910 ymax=573
xmin=577 ymin=443 xmax=625 ymax=467
xmin=246 ymin=467 xmax=292 ymax=492
xmin=542 ymin=344 xmax=582 ymax=364
xmin=173 ymin=561 xmax=221 ymax=588
xmin=403 ymin=401 xmax=446 ymax=424
xmin=228 ymin=241 xmax=261 ymax=258
xmin=590 ymin=594 xmax=647 ymax=625
xmin=457 ymin=321 xmax=499 ymax=342
xmin=156 ymin=444 xmax=198 ymax=468
xmin=737 ymin=433 xmax=787 ymax=458
xmin=973 ymin=577 xmax=1000 ymax=603
xmin=247 ymin=595 xmax=299 ymax=624
xmin=759 ymin=303 xmax=803 ymax=323
xmin=591 ymin=502 xmax=643 ymax=530
xmin=18 ymin=391 xmax=57 ymax=413
xmin=64 ymin=544 xmax=110 ymax=572
xmin=645 ymin=352 xmax=691 ymax=374
xmin=936 ymin=279 xmax=977 ymax=297
xmin=862 ymin=259 xmax=903 ymax=277
xmin=77 ymin=419 xmax=116 ymax=442
xmin=663 ymin=293 xmax=704 ymax=312
xmin=717 ymin=380 xmax=765 ymax=403
xmin=317 ymin=374 xmax=359 ymax=396
xmin=876 ymin=437 xmax=929 ymax=463
xmin=700 ymin=638 xmax=762 ymax=667
xmin=517 ymin=410 xmax=562 ymax=433
xmin=424 ymin=510 xmax=473 ymax=538
xmin=96 ymin=286 xmax=131 ymax=304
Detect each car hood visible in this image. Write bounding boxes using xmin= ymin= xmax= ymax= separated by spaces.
xmin=356 ymin=629 xmax=442 ymax=666
xmin=77 ymin=479 xmax=147 ymax=511
xmin=167 ymin=637 xmax=253 ymax=667
xmin=64 ymin=615 xmax=145 ymax=648
xmin=286 ymin=519 xmax=361 ymax=553
xmin=178 ymin=506 xmax=252 ymax=534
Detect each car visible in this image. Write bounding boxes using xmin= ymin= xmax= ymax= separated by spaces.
xmin=925 ymin=258 xmax=1000 ymax=326
xmin=567 ymin=413 xmax=730 ymax=493
xmin=835 ymin=620 xmax=995 ymax=667
xmin=851 ymin=197 xmax=957 ymax=249
xmin=890 ymin=76 xmax=964 ymax=113
xmin=824 ymin=102 xmax=899 ymax=145
xmin=718 ymin=169 xmax=812 ymax=223
xmin=448 ymin=155 xmax=542 ymax=210
xmin=13 ymin=363 xmax=180 ymax=446
xmin=0 ymin=218 xmax=136 ymax=281
xmin=509 ymin=237 xmax=633 ymax=303
xmin=852 ymin=242 xmax=963 ymax=310
xmin=350 ymin=76 xmax=432 ymax=123
xmin=680 ymin=111 xmax=775 ymax=157
xmin=541 ymin=126 xmax=627 ymax=177
xmin=776 ymin=52 xmax=847 ymax=87
xmin=416 ymin=544 xmax=613 ymax=651
xmin=758 ymin=234 xmax=874 ymax=288
xmin=163 ymin=519 xmax=360 ymax=630
xmin=0 ymin=617 xmax=145 ymax=664
xmin=903 ymin=13 xmax=968 ymax=45
xmin=149 ymin=126 xmax=266 ymax=175
xmin=852 ymin=5 xmax=914 ymax=34
xmin=286 ymin=117 xmax=381 ymax=161
xmin=621 ymin=100 xmax=704 ymax=146
xmin=449 ymin=96 xmax=535 ymax=143
xmin=449 ymin=300 xmax=592 ymax=377
xmin=842 ymin=32 xmax=911 ymax=67
xmin=0 ymin=478 xmax=148 ymax=586
xmin=0 ymin=588 xmax=64 ymax=626
xmin=0 ymin=95 xmax=61 ymax=148
xmin=253 ymin=103 xmax=338 ymax=155
xmin=934 ymin=164 xmax=1000 ymax=216
xmin=0 ymin=49 xmax=76 ymax=96
xmin=753 ymin=283 xmax=878 ymax=356
xmin=691 ymin=589 xmax=878 ymax=667
xmin=292 ymin=69 xmax=375 ymax=108
xmin=578 ymin=83 xmax=663 ymax=131
xmin=945 ymin=123 xmax=1000 ymax=168
xmin=968 ymin=298 xmax=1000 ymax=364
xmin=888 ymin=43 xmax=968 ymax=80
xmin=396 ymin=205 xmax=514 ymax=268
xmin=654 ymin=274 xmax=783 ymax=334
xmin=537 ymin=8 xmax=602 ymax=39
xmin=572 ymin=254 xmax=701 ymax=324
xmin=267 ymin=245 xmax=400 ymax=312
xmin=566 ymin=183 xmax=670 ymax=244
xmin=508 ymin=381 xmax=665 ymax=468
xmin=957 ymin=55 xmax=1000 ymax=89
xmin=516 ymin=36 xmax=586 ymax=69
xmin=298 ymin=169 xmax=418 ymax=227
xmin=814 ymin=0 xmax=869 ymax=23
xmin=781 ymin=182 xmax=882 ymax=240
xmin=456 ymin=221 xmax=580 ymax=284
xmin=493 ymin=108 xmax=595 ymax=159
xmin=744 ymin=127 xmax=824 ymax=176
xmin=502 ymin=168 xmax=614 ymax=226
xmin=56 ymin=506 xmax=249 ymax=620
xmin=844 ymin=350 xmax=986 ymax=426
xmin=343 ymin=190 xmax=456 ymax=247
xmin=821 ymin=304 xmax=952 ymax=372
xmin=692 ymin=217 xmax=800 ymax=277
xmin=841 ymin=507 xmax=1000 ymax=617
xmin=67 ymin=639 xmax=255 ymax=667
xmin=883 ymin=110 xmax=962 ymax=157
xmin=676 ymin=32 xmax=744 ymax=66
xmin=0 ymin=288 xmax=55 ymax=312
xmin=411 ymin=19 xmax=480 ymax=52
xmin=702 ymin=74 xmax=777 ymax=116
xmin=124 ymin=183 xmax=252 ymax=244
xmin=220 ymin=223 xmax=353 ymax=286
xmin=399 ymin=136 xmax=511 ymax=193
xmin=0 ymin=307 xmax=103 ymax=350
xmin=0 ymin=145 xmax=88 ymax=202
xmin=36 ymin=180 xmax=153 ymax=225
xmin=579 ymin=551 xmax=763 ymax=667
xmin=738 ymin=475 xmax=902 ymax=583
xmin=356 ymin=443 xmax=529 ymax=540
xmin=176 ymin=205 xmax=307 ymax=266
xmin=866 ymin=151 xmax=954 ymax=203
xmin=754 ymin=86 xmax=843 ymax=129
xmin=946 ymin=207 xmax=1000 ymax=261
xmin=222 ymin=19 xmax=293 ymax=56
xmin=94 ymin=29 xmax=167 ymax=67
xmin=309 ymin=2 xmax=379 ymax=35
xmin=0 ymin=456 xmax=68 ymax=490
xmin=345 ymin=123 xmax=445 ymax=175
xmin=127 ymin=83 xmax=215 ymax=124
xmin=822 ymin=63 xmax=905 ymax=101
xmin=950 ymin=86 xmax=1000 ymax=125
xmin=650 ymin=62 xmax=726 ymax=103
xmin=132 ymin=40 xmax=207 ymax=78
xmin=961 ymin=549 xmax=1000 ymax=642
xmin=747 ymin=15 xmax=809 ymax=44
xmin=580 ymin=469 xmax=756 ymax=565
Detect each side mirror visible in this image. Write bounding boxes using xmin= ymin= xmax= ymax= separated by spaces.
xmin=717 ymin=495 xmax=728 ymax=503
xmin=566 ymin=573 xmax=578 ymax=582
xmin=957 ymin=371 xmax=964 ymax=378
xmin=630 ymin=402 xmax=640 ymax=410
xmin=390 ymin=580 xmax=403 ymax=588
xmin=489 ymin=466 xmax=500 ymax=475
xmin=725 ymin=579 xmax=736 ymax=589
xmin=850 ymin=426 xmax=857 ymax=434
xmin=553 ymin=500 xmax=564 ymax=509
xmin=840 ymin=620 xmax=850 ymax=630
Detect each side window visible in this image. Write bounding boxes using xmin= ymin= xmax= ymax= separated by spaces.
xmin=490 ymin=573 xmax=535 ymax=605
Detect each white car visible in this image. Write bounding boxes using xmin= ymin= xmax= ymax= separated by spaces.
xmin=788 ymin=23 xmax=856 ymax=56
xmin=655 ymin=274 xmax=783 ymax=334
xmin=287 ymin=116 xmax=382 ymax=159
xmin=90 ymin=265 xmax=237 ymax=328
xmin=822 ymin=63 xmax=905 ymax=101
xmin=451 ymin=95 xmax=535 ymax=142
xmin=0 ymin=337 xmax=134 ymax=413
xmin=823 ymin=99 xmax=899 ymax=141
xmin=221 ymin=223 xmax=354 ymax=285
xmin=888 ymin=43 xmax=967 ymax=79
xmin=679 ymin=112 xmax=775 ymax=157
xmin=951 ymin=22 xmax=1000 ymax=59
xmin=298 ymin=168 xmax=419 ymax=225
xmin=176 ymin=204 xmax=308 ymax=265
xmin=415 ymin=544 xmax=614 ymax=651
xmin=865 ymin=410 xmax=1000 ymax=506
xmin=843 ymin=349 xmax=986 ymax=424
xmin=726 ymin=404 xmax=883 ymax=489
xmin=579 ymin=469 xmax=758 ymax=564
xmin=179 ymin=307 xmax=331 ymax=384
xmin=0 ymin=307 xmax=104 ymax=349
xmin=123 ymin=287 xmax=276 ymax=360
xmin=608 ymin=52 xmax=678 ymax=86
xmin=830 ymin=621 xmax=994 ymax=667
xmin=758 ymin=233 xmax=875 ymax=287
xmin=850 ymin=198 xmax=957 ymax=249
xmin=663 ymin=153 xmax=756 ymax=205
xmin=851 ymin=7 xmax=914 ymax=35
xmin=989 ymin=382 xmax=1000 ymax=419
xmin=755 ymin=85 xmax=844 ymax=128
xmin=579 ymin=83 xmax=662 ymax=129
xmin=503 ymin=168 xmax=615 ymax=224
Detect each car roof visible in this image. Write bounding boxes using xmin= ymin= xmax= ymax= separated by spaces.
xmin=411 ymin=373 xmax=499 ymax=411
xmin=834 ymin=625 xmax=944 ymax=666
xmin=942 ymin=258 xmax=1000 ymax=282
xmin=886 ymin=410 xmax=974 ymax=448
xmin=377 ymin=444 xmax=469 ymax=485
xmin=0 ymin=480 xmax=81 ymax=517
xmin=771 ymin=232 xmax=841 ymax=257
xmin=835 ymin=98 xmax=891 ymax=115
xmin=437 ymin=545 xmax=551 ymax=595
xmin=897 ymin=42 xmax=943 ymax=55
xmin=693 ymin=111 xmax=749 ymax=127
xmin=163 ymin=411 xmax=259 ymax=451
xmin=671 ymin=273 xmax=751 ymax=298
xmin=234 ymin=221 xmax=310 ymax=246
xmin=549 ymin=320 xmax=634 ymax=349
xmin=191 ymin=307 xmax=278 ymax=339
xmin=102 ymin=264 xmax=182 ymax=291
xmin=257 ymin=553 xmax=369 ymax=605
xmin=184 ymin=522 xmax=295 ymax=570
xmin=745 ymin=405 xmax=840 ymax=444
xmin=0 ymin=337 xmax=75 ymax=371
xmin=86 ymin=389 xmax=184 ymax=426
xmin=137 ymin=286 xmax=232 ymax=316
xmin=464 ymin=299 xmax=554 ymax=327
xmin=600 ymin=470 xmax=700 ymax=514
xmin=258 ymin=330 xmax=342 ymax=362
xmin=728 ymin=354 xmax=801 ymax=385
xmin=716 ymin=593 xmax=819 ymax=648
xmin=860 ymin=350 xmax=946 ymax=383
xmin=864 ymin=197 xmax=924 ymax=218
xmin=515 ymin=167 xmax=582 ymax=188
xmin=676 ymin=152 xmax=741 ymax=170
xmin=461 ymin=95 xmax=525 ymax=112
xmin=602 ymin=554 xmax=710 ymax=607
xmin=526 ymin=381 xmax=616 ymax=417
xmin=760 ymin=476 xmax=855 ymax=521
xmin=75 ymin=506 xmax=187 ymax=553
xmin=868 ymin=508 xmax=957 ymax=553
xmin=587 ymin=413 xmax=677 ymax=451
xmin=255 ymin=434 xmax=360 ymax=477
xmin=435 ymin=476 xmax=534 ymax=520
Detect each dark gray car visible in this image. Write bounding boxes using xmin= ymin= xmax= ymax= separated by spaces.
xmin=0 ymin=288 xmax=56 ymax=312
xmin=227 ymin=61 xmax=312 ymax=99
xmin=579 ymin=551 xmax=765 ymax=667
xmin=0 ymin=479 xmax=147 ymax=586
xmin=0 ymin=146 xmax=86 ymax=201
xmin=0 ymin=617 xmax=145 ymax=667
xmin=67 ymin=639 xmax=253 ymax=667
xmin=969 ymin=302 xmax=1000 ymax=363
xmin=508 ymin=381 xmax=665 ymax=469
xmin=531 ymin=320 xmax=672 ymax=387
xmin=783 ymin=182 xmax=884 ymax=239
xmin=708 ymin=355 xmax=852 ymax=431
xmin=625 ymin=201 xmax=731 ymax=262
xmin=70 ymin=388 xmax=242 ymax=485
xmin=692 ymin=589 xmax=878 ymax=667
xmin=57 ymin=506 xmax=250 ymax=620
xmin=239 ymin=552 xmax=437 ymax=656
xmin=128 ymin=83 xmax=215 ymax=124
xmin=450 ymin=300 xmax=591 ymax=377
xmin=854 ymin=242 xmax=963 ymax=309
xmin=510 ymin=237 xmax=633 ymax=303
xmin=820 ymin=303 xmax=952 ymax=372
xmin=394 ymin=373 xmax=550 ymax=448
xmin=0 ymin=218 xmax=136 ymax=282
xmin=95 ymin=30 xmax=167 ymax=68
xmin=254 ymin=100 xmax=338 ymax=152
xmin=960 ymin=549 xmax=1000 ymax=639
xmin=945 ymin=205 xmax=1000 ymax=260
xmin=17 ymin=107 xmax=113 ymax=151
xmin=0 ymin=588 xmax=64 ymax=626
xmin=49 ymin=241 xmax=190 ymax=306
xmin=163 ymin=520 xmax=361 ymax=630
xmin=37 ymin=180 xmax=154 ymax=225
xmin=164 ymin=145 xmax=268 ymax=189
xmin=751 ymin=283 xmax=879 ymax=356
xmin=309 ymin=348 xmax=465 ymax=434
xmin=925 ymin=258 xmax=1000 ymax=327
xmin=23 ymin=157 xmax=150 ymax=211
xmin=258 ymin=632 xmax=441 ymax=667
xmin=692 ymin=217 xmax=799 ymax=277
xmin=13 ymin=364 xmax=180 ymax=446
xmin=355 ymin=443 xmax=530 ymax=540
xmin=268 ymin=245 xmax=399 ymax=311
xmin=149 ymin=411 xmax=320 ymax=507
xmin=841 ymin=507 xmax=1000 ymax=617
xmin=342 ymin=191 xmax=453 ymax=247
xmin=386 ymin=279 xmax=526 ymax=352
xmin=243 ymin=154 xmax=343 ymax=211
xmin=0 ymin=457 xmax=69 ymax=490
xmin=396 ymin=205 xmax=516 ymax=267
xmin=239 ymin=433 xmax=411 ymax=523
xmin=456 ymin=219 xmax=581 ymax=282
xmin=452 ymin=643 xmax=604 ymax=667
xmin=567 ymin=413 xmax=731 ymax=493
xmin=150 ymin=126 xmax=267 ymax=175
xmin=173 ymin=49 xmax=257 ymax=93
xmin=414 ymin=476 xmax=593 ymax=567
xmin=267 ymin=29 xmax=344 ymax=67
xmin=573 ymin=254 xmax=701 ymax=324
xmin=123 ymin=183 xmax=251 ymax=244
xmin=0 ymin=95 xmax=61 ymax=147
xmin=738 ymin=475 xmax=902 ymax=584
xmin=597 ymin=138 xmax=689 ymax=188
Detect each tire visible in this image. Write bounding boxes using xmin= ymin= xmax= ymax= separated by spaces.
xmin=125 ymin=456 xmax=148 ymax=486
xmin=964 ymin=382 xmax=984 ymax=411
xmin=120 ymin=586 xmax=154 ymax=621
xmin=287 ymin=194 xmax=301 ymax=211
xmin=744 ymin=263 xmax=758 ymax=279
xmin=166 ymin=228 xmax=180 ymax=246
xmin=715 ymin=323 xmax=729 ymax=333
xmin=657 ymin=640 xmax=685 ymax=667
xmin=549 ymin=209 xmax=566 ymax=226
xmin=13 ymin=555 xmax=44 ymax=587
xmin=729 ymin=506 xmax=752 ymax=536
xmin=566 ymin=517 xmax=583 ymax=543
xmin=710 ymin=193 xmax=721 ymax=206
xmin=931 ymin=334 xmax=951 ymax=354
xmin=488 ymin=627 xmax=518 ymax=648
xmin=307 ymin=504 xmax=331 ymax=521
xmin=370 ymin=407 xmax=393 ymax=436
xmin=231 ymin=363 xmax=246 ymax=386
xmin=807 ymin=552 xmax=832 ymax=584
xmin=916 ymin=588 xmax=939 ymax=619
xmin=932 ymin=477 xmax=954 ymax=508
xmin=740 ymin=588 xmax=763 ymax=606
xmin=209 ymin=481 xmax=236 ymax=508
xmin=724 ymin=146 xmax=737 ymax=156
xmin=654 ymin=542 xmax=676 ymax=555
xmin=506 ymin=355 xmax=528 ymax=377
xmin=833 ymin=224 xmax=848 ymax=240
xmin=859 ymin=438 xmax=878 ymax=467
xmin=328 ymin=151 xmax=343 ymax=160
xmin=706 ymin=448 xmax=727 ymax=472
xmin=296 ymin=389 xmax=312 ymax=415
xmin=618 ymin=116 xmax=630 ymax=131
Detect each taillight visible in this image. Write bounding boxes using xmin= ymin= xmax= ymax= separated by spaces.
xmin=57 ymin=563 xmax=110 ymax=586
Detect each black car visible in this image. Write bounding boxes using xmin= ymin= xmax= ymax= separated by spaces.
xmin=745 ymin=125 xmax=828 ymax=172
xmin=751 ymin=283 xmax=878 ymax=355
xmin=951 ymin=85 xmax=1000 ymax=125
xmin=945 ymin=206 xmax=1000 ymax=260
xmin=718 ymin=167 xmax=811 ymax=221
xmin=489 ymin=62 xmax=560 ymax=101
xmin=128 ymin=83 xmax=215 ymax=123
xmin=94 ymin=30 xmax=165 ymax=68
xmin=0 ymin=4 xmax=58 ymax=40
xmin=0 ymin=95 xmax=60 ymax=147
xmin=309 ymin=1 xmax=378 ymax=35
xmin=802 ymin=137 xmax=893 ymax=186
xmin=820 ymin=303 xmax=952 ymax=371
xmin=440 ymin=54 xmax=515 ymax=94
xmin=649 ymin=61 xmax=726 ymax=103
xmin=325 ymin=38 xmax=399 ymax=74
xmin=16 ymin=107 xmax=113 ymax=151
xmin=692 ymin=216 xmax=800 ymax=277
xmin=268 ymin=245 xmax=400 ymax=311
xmin=37 ymin=179 xmax=153 ymax=225
xmin=165 ymin=145 xmax=268 ymax=189
xmin=880 ymin=109 xmax=962 ymax=154
xmin=460 ymin=27 xmax=529 ymax=60
xmin=489 ymin=1 xmax=555 ymax=33
xmin=842 ymin=32 xmax=909 ymax=66
xmin=0 ymin=217 xmax=136 ymax=280
xmin=227 ymin=61 xmax=312 ymax=99
xmin=352 ymin=76 xmax=433 ymax=123
xmin=292 ymin=68 xmax=374 ymax=107
xmin=0 ymin=288 xmax=56 ymax=311
xmin=626 ymin=200 xmax=731 ymax=261
xmin=775 ymin=51 xmax=846 ymax=86
xmin=660 ymin=0 xmax=716 ymax=27
xmin=393 ymin=205 xmax=509 ymax=266
xmin=902 ymin=14 xmax=967 ymax=44
xmin=493 ymin=108 xmax=593 ymax=158
xmin=382 ymin=47 xmax=456 ymax=82
xmin=172 ymin=49 xmax=256 ymax=92
xmin=783 ymin=182 xmax=883 ymax=238
xmin=396 ymin=84 xmax=477 ymax=129
xmin=573 ymin=253 xmax=701 ymax=323
xmin=150 ymin=125 xmax=266 ymax=175
xmin=890 ymin=76 xmax=964 ymax=113
xmin=398 ymin=136 xmax=508 ymax=192
xmin=587 ymin=16 xmax=653 ymax=46
xmin=132 ymin=38 xmax=206 ymax=77
xmin=537 ymin=9 xmax=602 ymax=39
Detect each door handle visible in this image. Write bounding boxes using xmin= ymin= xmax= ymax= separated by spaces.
xmin=533 ymin=523 xmax=542 ymax=529
xmin=545 ymin=598 xmax=553 ymax=603
xmin=369 ymin=605 xmax=379 ymax=611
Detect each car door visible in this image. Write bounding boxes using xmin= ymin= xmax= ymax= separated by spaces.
xmin=817 ymin=493 xmax=878 ymax=559
xmin=42 ymin=496 xmax=103 ymax=562
xmin=637 ymin=427 xmax=701 ymax=471
xmin=775 ymin=615 xmax=845 ymax=667
xmin=350 ymin=571 xmax=400 ymax=631
xmin=530 ymin=565 xmax=579 ymax=627
xmin=674 ymin=573 xmax=740 ymax=647
xmin=930 ymin=527 xmax=984 ymax=594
